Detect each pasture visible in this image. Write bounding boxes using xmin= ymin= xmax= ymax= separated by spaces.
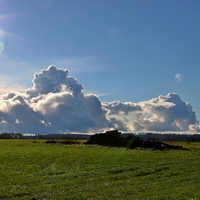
xmin=0 ymin=139 xmax=199 ymax=199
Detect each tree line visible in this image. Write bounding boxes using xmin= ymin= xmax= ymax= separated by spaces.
xmin=0 ymin=132 xmax=24 ymax=139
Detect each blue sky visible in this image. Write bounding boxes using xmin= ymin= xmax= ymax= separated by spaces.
xmin=0 ymin=0 xmax=200 ymax=134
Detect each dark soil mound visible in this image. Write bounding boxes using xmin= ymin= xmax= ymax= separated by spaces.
xmin=85 ymin=130 xmax=187 ymax=150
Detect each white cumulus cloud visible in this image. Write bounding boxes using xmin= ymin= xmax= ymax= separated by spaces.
xmin=0 ymin=66 xmax=198 ymax=134
xmin=131 ymin=93 xmax=198 ymax=132
xmin=0 ymin=66 xmax=126 ymax=134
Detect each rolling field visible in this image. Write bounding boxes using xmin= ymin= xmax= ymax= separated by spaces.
xmin=0 ymin=139 xmax=199 ymax=199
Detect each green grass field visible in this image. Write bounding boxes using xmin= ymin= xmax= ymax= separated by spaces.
xmin=0 ymin=140 xmax=199 ymax=200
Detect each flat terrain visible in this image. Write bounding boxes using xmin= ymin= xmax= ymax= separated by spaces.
xmin=0 ymin=140 xmax=199 ymax=199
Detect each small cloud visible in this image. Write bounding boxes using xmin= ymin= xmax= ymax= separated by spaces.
xmin=175 ymin=73 xmax=183 ymax=81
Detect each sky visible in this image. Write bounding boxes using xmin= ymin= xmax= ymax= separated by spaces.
xmin=0 ymin=0 xmax=200 ymax=134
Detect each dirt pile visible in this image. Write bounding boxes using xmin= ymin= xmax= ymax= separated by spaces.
xmin=85 ymin=130 xmax=187 ymax=150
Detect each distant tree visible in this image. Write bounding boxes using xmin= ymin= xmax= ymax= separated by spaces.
xmin=0 ymin=133 xmax=13 ymax=139
xmin=0 ymin=132 xmax=24 ymax=139
xmin=14 ymin=133 xmax=23 ymax=139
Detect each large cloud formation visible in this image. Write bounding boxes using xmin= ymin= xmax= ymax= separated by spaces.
xmin=0 ymin=66 xmax=199 ymax=134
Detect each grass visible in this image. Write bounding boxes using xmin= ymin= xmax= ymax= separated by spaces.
xmin=0 ymin=139 xmax=200 ymax=199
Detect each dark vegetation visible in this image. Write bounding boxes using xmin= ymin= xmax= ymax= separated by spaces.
xmin=1 ymin=131 xmax=200 ymax=141
xmin=0 ymin=132 xmax=23 ymax=139
xmin=44 ymin=139 xmax=81 ymax=145
xmin=85 ymin=130 xmax=188 ymax=150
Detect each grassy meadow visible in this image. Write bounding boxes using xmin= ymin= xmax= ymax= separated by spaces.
xmin=0 ymin=139 xmax=199 ymax=200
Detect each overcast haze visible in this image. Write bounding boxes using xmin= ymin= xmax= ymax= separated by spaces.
xmin=0 ymin=0 xmax=200 ymax=134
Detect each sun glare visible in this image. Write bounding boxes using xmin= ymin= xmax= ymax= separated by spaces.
xmin=0 ymin=14 xmax=9 ymax=54
xmin=0 ymin=27 xmax=5 ymax=54
xmin=0 ymin=13 xmax=32 ymax=55
xmin=0 ymin=42 xmax=4 ymax=53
